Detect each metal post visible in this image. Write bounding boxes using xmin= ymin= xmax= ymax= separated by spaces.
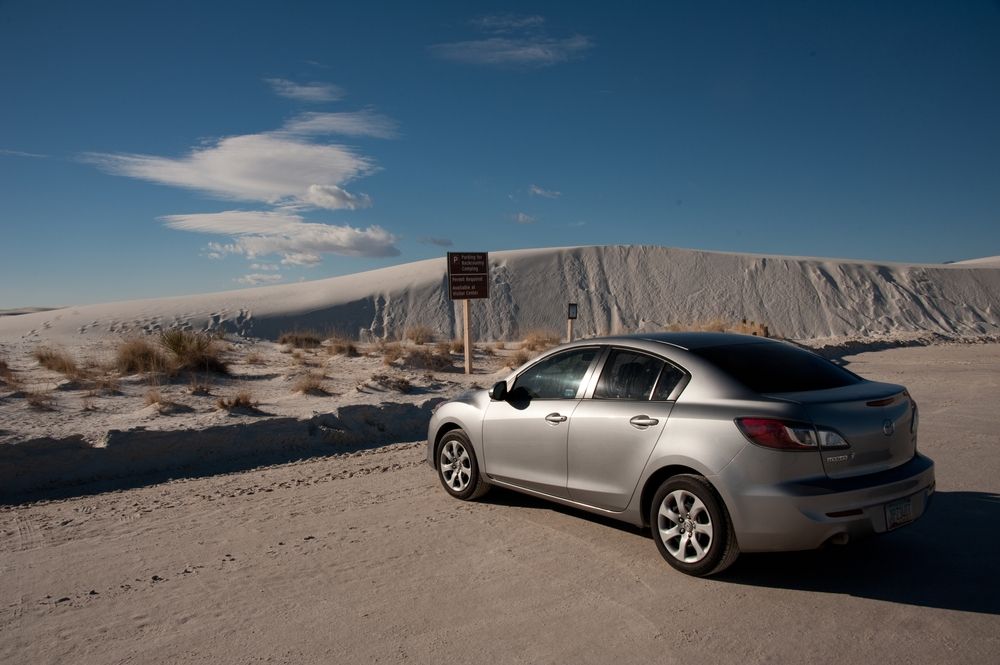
xmin=463 ymin=298 xmax=473 ymax=374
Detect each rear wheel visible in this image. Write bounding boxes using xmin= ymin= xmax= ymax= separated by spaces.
xmin=651 ymin=474 xmax=739 ymax=576
xmin=437 ymin=429 xmax=490 ymax=500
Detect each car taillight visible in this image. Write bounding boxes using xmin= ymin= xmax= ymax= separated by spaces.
xmin=735 ymin=418 xmax=818 ymax=450
xmin=735 ymin=418 xmax=850 ymax=451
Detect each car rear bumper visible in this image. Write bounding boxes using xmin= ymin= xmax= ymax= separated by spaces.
xmin=717 ymin=453 xmax=935 ymax=552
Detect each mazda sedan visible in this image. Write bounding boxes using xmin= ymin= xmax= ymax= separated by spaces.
xmin=426 ymin=332 xmax=935 ymax=576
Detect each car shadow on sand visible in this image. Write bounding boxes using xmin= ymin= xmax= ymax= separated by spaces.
xmin=716 ymin=490 xmax=1000 ymax=615
xmin=483 ymin=488 xmax=1000 ymax=615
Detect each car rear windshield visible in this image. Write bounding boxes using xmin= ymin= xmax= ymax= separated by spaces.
xmin=692 ymin=342 xmax=862 ymax=393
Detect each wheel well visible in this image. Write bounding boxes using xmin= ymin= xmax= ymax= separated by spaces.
xmin=639 ymin=464 xmax=706 ymax=528
xmin=431 ymin=423 xmax=463 ymax=468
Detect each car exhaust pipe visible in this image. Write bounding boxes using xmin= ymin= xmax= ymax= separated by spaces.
xmin=827 ymin=532 xmax=850 ymax=546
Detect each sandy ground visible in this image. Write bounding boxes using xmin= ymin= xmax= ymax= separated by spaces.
xmin=2 ymin=344 xmax=998 ymax=664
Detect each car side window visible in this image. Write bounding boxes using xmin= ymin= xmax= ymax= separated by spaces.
xmin=593 ymin=350 xmax=664 ymax=400
xmin=513 ymin=348 xmax=599 ymax=399
xmin=651 ymin=362 xmax=685 ymax=401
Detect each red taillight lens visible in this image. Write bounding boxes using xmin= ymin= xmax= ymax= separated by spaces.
xmin=735 ymin=417 xmax=818 ymax=451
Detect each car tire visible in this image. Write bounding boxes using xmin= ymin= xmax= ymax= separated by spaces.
xmin=437 ymin=429 xmax=490 ymax=501
xmin=650 ymin=474 xmax=739 ymax=576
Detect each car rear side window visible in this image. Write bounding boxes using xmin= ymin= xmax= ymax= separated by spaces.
xmin=513 ymin=347 xmax=599 ymax=399
xmin=692 ymin=342 xmax=861 ymax=393
xmin=592 ymin=349 xmax=687 ymax=401
xmin=594 ymin=350 xmax=663 ymax=400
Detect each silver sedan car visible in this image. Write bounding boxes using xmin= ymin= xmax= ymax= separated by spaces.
xmin=426 ymin=333 xmax=935 ymax=576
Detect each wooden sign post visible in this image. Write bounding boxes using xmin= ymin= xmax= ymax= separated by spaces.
xmin=447 ymin=252 xmax=490 ymax=374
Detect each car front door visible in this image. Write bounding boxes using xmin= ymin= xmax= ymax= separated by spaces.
xmin=482 ymin=347 xmax=602 ymax=498
xmin=568 ymin=349 xmax=687 ymax=511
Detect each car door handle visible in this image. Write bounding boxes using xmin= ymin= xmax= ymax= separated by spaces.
xmin=545 ymin=413 xmax=568 ymax=424
xmin=629 ymin=415 xmax=659 ymax=428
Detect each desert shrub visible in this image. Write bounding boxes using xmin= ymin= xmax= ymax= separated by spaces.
xmin=144 ymin=388 xmax=163 ymax=407
xmin=511 ymin=349 xmax=532 ymax=366
xmin=381 ymin=342 xmax=405 ymax=366
xmin=405 ymin=346 xmax=452 ymax=371
xmin=522 ymin=330 xmax=561 ymax=351
xmin=188 ymin=375 xmax=212 ymax=396
xmin=370 ymin=372 xmax=412 ymax=393
xmin=246 ymin=351 xmax=266 ymax=365
xmin=87 ymin=373 xmax=121 ymax=396
xmin=0 ymin=356 xmax=16 ymax=387
xmin=449 ymin=339 xmax=464 ymax=354
xmin=327 ymin=337 xmax=359 ymax=357
xmin=25 ymin=390 xmax=55 ymax=410
xmin=159 ymin=330 xmax=228 ymax=374
xmin=216 ymin=390 xmax=258 ymax=412
xmin=404 ymin=325 xmax=436 ymax=345
xmin=33 ymin=347 xmax=83 ymax=378
xmin=278 ymin=330 xmax=323 ymax=348
xmin=116 ymin=338 xmax=171 ymax=375
xmin=292 ymin=371 xmax=329 ymax=395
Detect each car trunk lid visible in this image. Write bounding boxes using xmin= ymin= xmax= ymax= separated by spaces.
xmin=767 ymin=381 xmax=916 ymax=479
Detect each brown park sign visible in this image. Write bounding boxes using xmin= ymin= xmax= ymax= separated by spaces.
xmin=447 ymin=252 xmax=490 ymax=300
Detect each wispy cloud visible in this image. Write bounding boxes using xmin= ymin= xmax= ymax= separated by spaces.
xmin=0 ymin=148 xmax=47 ymax=158
xmin=235 ymin=273 xmax=284 ymax=286
xmin=513 ymin=212 xmax=535 ymax=224
xmin=250 ymin=262 xmax=280 ymax=271
xmin=162 ymin=210 xmax=400 ymax=263
xmin=265 ymin=78 xmax=344 ymax=102
xmin=281 ymin=110 xmax=398 ymax=139
xmin=419 ymin=236 xmax=454 ymax=247
xmin=471 ymin=14 xmax=545 ymax=33
xmin=431 ymin=15 xmax=592 ymax=67
xmin=83 ymin=134 xmax=376 ymax=210
xmin=529 ymin=184 xmax=561 ymax=198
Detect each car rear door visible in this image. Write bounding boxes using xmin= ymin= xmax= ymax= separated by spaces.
xmin=567 ymin=348 xmax=687 ymax=511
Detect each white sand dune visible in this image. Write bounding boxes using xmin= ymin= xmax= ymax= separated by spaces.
xmin=3 ymin=244 xmax=1000 ymax=343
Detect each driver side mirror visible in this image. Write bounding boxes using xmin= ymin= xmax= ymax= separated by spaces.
xmin=489 ymin=380 xmax=508 ymax=401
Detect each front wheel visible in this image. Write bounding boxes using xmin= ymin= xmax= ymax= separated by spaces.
xmin=437 ymin=430 xmax=490 ymax=500
xmin=651 ymin=474 xmax=739 ymax=576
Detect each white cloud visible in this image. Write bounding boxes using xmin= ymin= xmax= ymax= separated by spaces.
xmin=0 ymin=148 xmax=47 ymax=158
xmin=265 ymin=78 xmax=344 ymax=102
xmin=513 ymin=212 xmax=535 ymax=224
xmin=162 ymin=210 xmax=400 ymax=262
xmin=235 ymin=273 xmax=285 ymax=286
xmin=303 ymin=184 xmax=372 ymax=210
xmin=281 ymin=110 xmax=398 ymax=139
xmin=430 ymin=35 xmax=591 ymax=67
xmin=529 ymin=184 xmax=561 ymax=198
xmin=250 ymin=263 xmax=280 ymax=271
xmin=471 ymin=14 xmax=545 ymax=33
xmin=83 ymin=133 xmax=376 ymax=210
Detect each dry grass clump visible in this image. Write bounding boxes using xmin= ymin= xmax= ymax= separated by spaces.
xmin=33 ymin=346 xmax=84 ymax=379
xmin=278 ymin=330 xmax=323 ymax=348
xmin=328 ymin=337 xmax=359 ymax=357
xmin=510 ymin=349 xmax=532 ymax=367
xmin=116 ymin=338 xmax=171 ymax=375
xmin=87 ymin=373 xmax=121 ymax=396
xmin=449 ymin=339 xmax=464 ymax=354
xmin=188 ymin=375 xmax=212 ymax=396
xmin=144 ymin=388 xmax=164 ymax=407
xmin=216 ymin=390 xmax=258 ymax=412
xmin=246 ymin=351 xmax=266 ymax=365
xmin=522 ymin=330 xmax=561 ymax=351
xmin=381 ymin=342 xmax=405 ymax=366
xmin=370 ymin=372 xmax=412 ymax=393
xmin=160 ymin=330 xmax=228 ymax=374
xmin=404 ymin=346 xmax=452 ymax=371
xmin=404 ymin=325 xmax=436 ymax=345
xmin=0 ymin=356 xmax=18 ymax=387
xmin=25 ymin=390 xmax=55 ymax=411
xmin=292 ymin=371 xmax=329 ymax=396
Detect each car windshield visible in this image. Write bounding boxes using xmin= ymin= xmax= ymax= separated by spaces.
xmin=692 ymin=342 xmax=862 ymax=393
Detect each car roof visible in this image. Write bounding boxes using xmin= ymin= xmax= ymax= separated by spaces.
xmin=592 ymin=331 xmax=775 ymax=351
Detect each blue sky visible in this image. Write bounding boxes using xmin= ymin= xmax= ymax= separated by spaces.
xmin=2 ymin=0 xmax=999 ymax=308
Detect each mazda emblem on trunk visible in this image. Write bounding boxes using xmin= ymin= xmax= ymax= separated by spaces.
xmin=883 ymin=419 xmax=895 ymax=436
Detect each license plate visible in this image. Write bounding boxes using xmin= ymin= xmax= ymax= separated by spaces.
xmin=885 ymin=496 xmax=914 ymax=531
